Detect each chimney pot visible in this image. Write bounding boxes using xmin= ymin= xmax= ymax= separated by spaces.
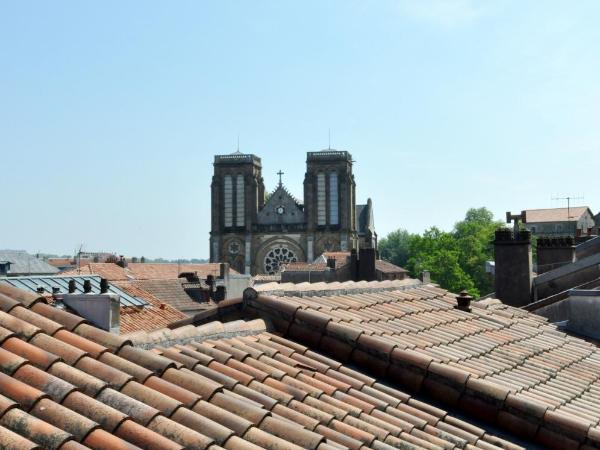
xmin=68 ymin=280 xmax=76 ymax=293
xmin=83 ymin=279 xmax=92 ymax=293
xmin=100 ymin=278 xmax=109 ymax=294
xmin=327 ymin=257 xmax=336 ymax=269
xmin=455 ymin=290 xmax=473 ymax=312
xmin=36 ymin=286 xmax=45 ymax=294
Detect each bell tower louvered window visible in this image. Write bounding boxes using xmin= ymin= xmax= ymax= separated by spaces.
xmin=236 ymin=174 xmax=245 ymax=227
xmin=224 ymin=175 xmax=233 ymax=227
xmin=329 ymin=172 xmax=339 ymax=225
xmin=317 ymin=172 xmax=326 ymax=225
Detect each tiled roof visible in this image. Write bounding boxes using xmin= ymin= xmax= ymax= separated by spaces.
xmin=2 ymin=278 xmax=600 ymax=449
xmin=61 ymin=262 xmax=234 ymax=282
xmin=283 ymin=262 xmax=329 ymax=272
xmin=256 ymin=278 xmax=421 ymax=295
xmin=252 ymin=274 xmax=281 ymax=283
xmin=60 ymin=263 xmax=131 ymax=281
xmin=115 ymin=282 xmax=188 ymax=335
xmin=376 ymin=260 xmax=408 ymax=274
xmin=524 ymin=207 xmax=591 ymax=223
xmin=322 ymin=252 xmax=351 ymax=265
xmin=129 ymin=279 xmax=213 ymax=314
xmin=127 ymin=263 xmax=230 ymax=280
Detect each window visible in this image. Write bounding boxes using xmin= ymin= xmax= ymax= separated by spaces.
xmin=236 ymin=174 xmax=245 ymax=227
xmin=317 ymin=172 xmax=326 ymax=225
xmin=329 ymin=172 xmax=339 ymax=225
xmin=224 ymin=175 xmax=233 ymax=227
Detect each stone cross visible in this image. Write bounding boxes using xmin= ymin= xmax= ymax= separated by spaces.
xmin=277 ymin=170 xmax=284 ymax=187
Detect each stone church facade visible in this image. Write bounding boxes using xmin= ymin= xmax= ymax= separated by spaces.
xmin=210 ymin=150 xmax=376 ymax=275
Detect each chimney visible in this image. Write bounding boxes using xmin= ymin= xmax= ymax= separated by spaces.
xmin=62 ymin=292 xmax=120 ymax=333
xmin=536 ymin=236 xmax=575 ymax=274
xmin=68 ymin=280 xmax=76 ymax=293
xmin=420 ymin=271 xmax=431 ymax=284
xmin=36 ymin=286 xmax=45 ymax=294
xmin=455 ymin=291 xmax=473 ymax=312
xmin=83 ymin=279 xmax=92 ymax=293
xmin=350 ymin=249 xmax=358 ymax=281
xmin=100 ymin=278 xmax=109 ymax=294
xmin=494 ymin=227 xmax=533 ymax=307
xmin=358 ymin=248 xmax=377 ymax=282
xmin=327 ymin=257 xmax=336 ymax=269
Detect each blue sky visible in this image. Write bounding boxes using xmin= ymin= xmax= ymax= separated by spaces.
xmin=1 ymin=1 xmax=599 ymax=259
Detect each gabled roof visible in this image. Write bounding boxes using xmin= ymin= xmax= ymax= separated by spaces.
xmin=115 ymin=282 xmax=188 ymax=334
xmin=1 ymin=279 xmax=600 ymax=449
xmin=524 ymin=207 xmax=592 ymax=223
xmin=128 ymin=279 xmax=214 ymax=314
xmin=0 ymin=250 xmax=59 ymax=275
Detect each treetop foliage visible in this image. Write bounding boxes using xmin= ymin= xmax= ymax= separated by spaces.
xmin=379 ymin=207 xmax=503 ymax=297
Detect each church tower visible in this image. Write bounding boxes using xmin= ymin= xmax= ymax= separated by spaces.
xmin=303 ymin=150 xmax=356 ymax=259
xmin=210 ymin=152 xmax=264 ymax=274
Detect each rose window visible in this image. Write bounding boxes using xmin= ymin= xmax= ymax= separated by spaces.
xmin=264 ymin=246 xmax=298 ymax=274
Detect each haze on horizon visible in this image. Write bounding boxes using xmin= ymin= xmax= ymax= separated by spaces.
xmin=1 ymin=1 xmax=599 ymax=260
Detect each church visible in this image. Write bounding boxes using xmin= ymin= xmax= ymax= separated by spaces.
xmin=209 ymin=149 xmax=376 ymax=275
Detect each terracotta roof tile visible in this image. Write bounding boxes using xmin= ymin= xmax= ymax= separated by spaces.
xmin=5 ymin=280 xmax=600 ymax=449
xmin=0 ymin=407 xmax=72 ymax=449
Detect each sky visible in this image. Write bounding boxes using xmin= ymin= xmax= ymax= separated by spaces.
xmin=1 ymin=1 xmax=599 ymax=259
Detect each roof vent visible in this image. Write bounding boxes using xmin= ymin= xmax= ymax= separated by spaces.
xmin=455 ymin=291 xmax=473 ymax=312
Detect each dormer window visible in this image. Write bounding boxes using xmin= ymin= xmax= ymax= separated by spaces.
xmin=0 ymin=261 xmax=11 ymax=276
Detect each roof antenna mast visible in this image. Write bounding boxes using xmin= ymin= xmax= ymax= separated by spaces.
xmin=328 ymin=128 xmax=331 ymax=150
xmin=551 ymin=194 xmax=584 ymax=219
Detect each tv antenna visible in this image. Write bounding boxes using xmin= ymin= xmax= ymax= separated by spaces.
xmin=551 ymin=194 xmax=584 ymax=219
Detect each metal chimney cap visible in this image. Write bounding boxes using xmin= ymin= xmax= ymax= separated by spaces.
xmin=455 ymin=290 xmax=473 ymax=312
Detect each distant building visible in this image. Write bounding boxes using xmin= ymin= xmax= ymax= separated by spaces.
xmin=522 ymin=207 xmax=595 ymax=237
xmin=209 ymin=150 xmax=377 ymax=275
xmin=0 ymin=250 xmax=59 ymax=277
xmin=280 ymin=250 xmax=407 ymax=283
xmin=60 ymin=261 xmax=250 ymax=314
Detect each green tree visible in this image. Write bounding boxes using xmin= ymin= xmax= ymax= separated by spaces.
xmin=379 ymin=207 xmax=502 ymax=297
xmin=452 ymin=207 xmax=503 ymax=296
xmin=379 ymin=229 xmax=414 ymax=268
xmin=406 ymin=227 xmax=477 ymax=295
